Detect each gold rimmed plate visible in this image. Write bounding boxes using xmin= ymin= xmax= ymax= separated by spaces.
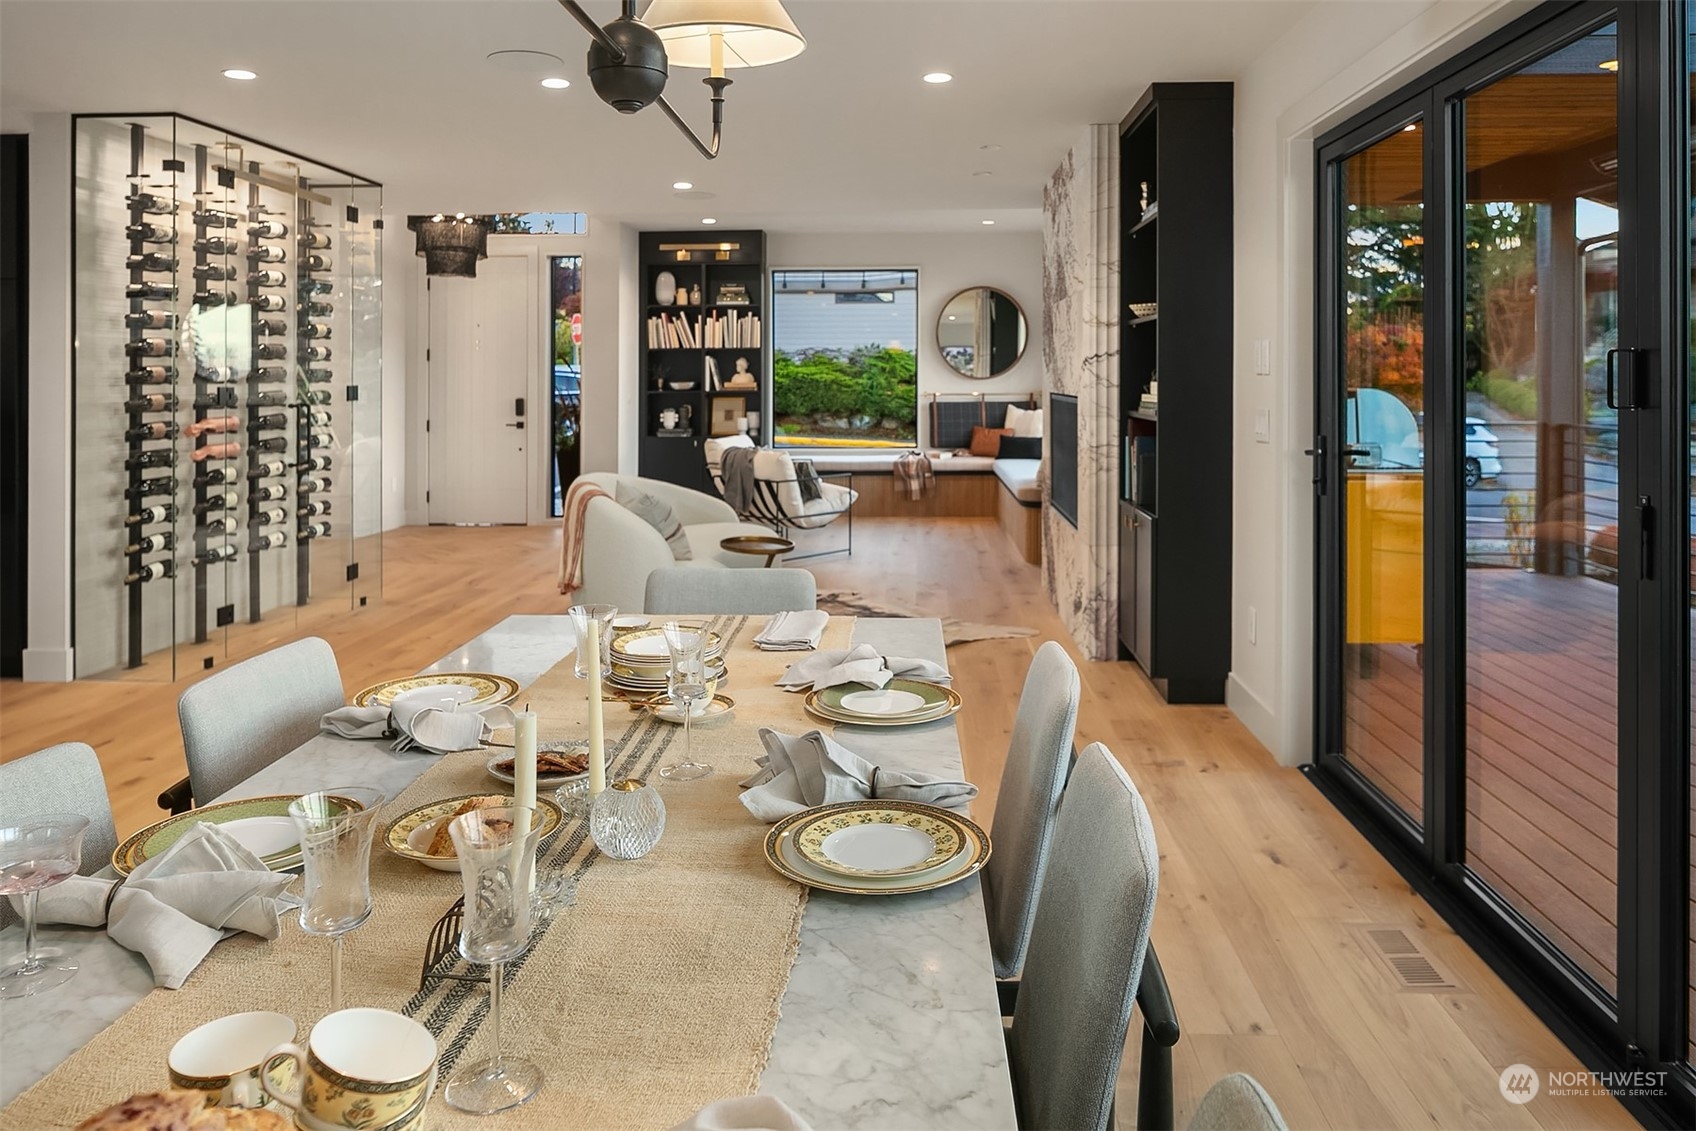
xmin=112 ymin=793 xmax=369 ymax=877
xmin=610 ymin=628 xmax=723 ymax=663
xmin=763 ymin=801 xmax=990 ymax=896
xmin=790 ymin=802 xmax=965 ymax=878
xmin=350 ymin=672 xmax=521 ymax=709
xmin=803 ymin=680 xmax=961 ymax=728
xmin=648 ymin=693 xmax=735 ymax=724
xmin=384 ymin=793 xmax=565 ymax=873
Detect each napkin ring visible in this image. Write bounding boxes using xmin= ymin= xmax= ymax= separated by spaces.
xmin=102 ymin=875 xmax=128 ymax=920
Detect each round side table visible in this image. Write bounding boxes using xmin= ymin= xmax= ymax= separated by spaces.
xmin=719 ymin=534 xmax=795 ymax=567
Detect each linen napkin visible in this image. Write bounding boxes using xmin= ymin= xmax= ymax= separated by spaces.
xmin=669 ymin=1096 xmax=814 ymax=1131
xmin=319 ymin=685 xmax=515 ymax=753
xmin=752 ymin=609 xmax=830 ymax=651
xmin=739 ymin=727 xmax=978 ymax=822
xmin=8 ymin=823 xmax=295 ymax=989
xmin=775 ymin=643 xmax=952 ymax=693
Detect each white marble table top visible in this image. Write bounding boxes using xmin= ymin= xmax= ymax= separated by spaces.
xmin=0 ymin=614 xmax=1016 ymax=1129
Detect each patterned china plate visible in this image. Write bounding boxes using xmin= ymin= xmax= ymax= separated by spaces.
xmin=803 ymin=680 xmax=961 ymax=728
xmin=610 ymin=628 xmax=724 ymax=663
xmin=763 ymin=801 xmax=990 ymax=895
xmin=113 ymin=794 xmax=368 ymax=876
xmin=790 ymin=803 xmax=965 ymax=877
xmin=384 ymin=793 xmax=565 ymax=873
xmin=648 ymin=694 xmax=735 ymax=724
xmin=350 ymin=672 xmax=521 ymax=709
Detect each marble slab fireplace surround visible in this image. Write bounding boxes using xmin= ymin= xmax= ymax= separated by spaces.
xmin=1042 ymin=123 xmax=1120 ymax=660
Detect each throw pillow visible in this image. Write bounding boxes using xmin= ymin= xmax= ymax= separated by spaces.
xmin=1004 ymin=405 xmax=1045 ymax=437
xmin=970 ymin=425 xmax=1012 ymax=457
xmin=997 ymin=434 xmax=1043 ymax=459
xmin=795 ymin=460 xmax=823 ymax=502
xmin=614 ymin=484 xmax=692 ymax=561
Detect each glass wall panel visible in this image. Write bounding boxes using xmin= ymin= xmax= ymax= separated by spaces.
xmin=1686 ymin=0 xmax=1695 ymax=1068
xmin=1460 ymin=25 xmax=1620 ymax=992
xmin=1338 ymin=121 xmax=1427 ymax=822
xmin=551 ymin=255 xmax=582 ymax=517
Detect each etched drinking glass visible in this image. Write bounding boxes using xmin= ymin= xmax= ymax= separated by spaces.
xmin=0 ymin=814 xmax=89 ymax=999
xmin=567 ymin=603 xmax=617 ymax=681
xmin=659 ymin=621 xmax=712 ymax=780
xmin=443 ymin=804 xmax=545 ymax=1115
xmin=287 ymin=786 xmax=385 ymax=1013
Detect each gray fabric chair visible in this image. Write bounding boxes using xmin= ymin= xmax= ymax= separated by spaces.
xmin=0 ymin=743 xmax=119 ymax=929
xmin=1189 ymin=1074 xmax=1289 ymax=1131
xmin=643 ymin=566 xmax=818 ymax=615
xmin=1005 ymin=743 xmax=1159 ymax=1131
xmin=177 ymin=636 xmax=344 ymax=806
xmin=983 ymin=640 xmax=1080 ymax=978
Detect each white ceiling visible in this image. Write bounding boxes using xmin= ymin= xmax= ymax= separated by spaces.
xmin=0 ymin=0 xmax=1313 ymax=231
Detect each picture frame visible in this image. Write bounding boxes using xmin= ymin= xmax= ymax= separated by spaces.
xmin=709 ymin=395 xmax=744 ymax=437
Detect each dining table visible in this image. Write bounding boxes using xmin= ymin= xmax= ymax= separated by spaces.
xmin=0 ymin=613 xmax=1018 ymax=1130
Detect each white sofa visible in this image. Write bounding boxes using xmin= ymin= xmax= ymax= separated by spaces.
xmin=572 ymin=472 xmax=775 ymax=614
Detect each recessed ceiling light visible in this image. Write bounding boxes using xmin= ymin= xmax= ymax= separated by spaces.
xmin=922 ymin=72 xmax=953 ymax=84
xmin=947 ymin=315 xmax=957 ymax=320
xmin=1598 ymin=58 xmax=1619 ymax=72
xmin=673 ymin=181 xmax=694 ymax=190
xmin=981 ymin=219 xmax=996 ymax=225
xmin=221 ymin=68 xmax=257 ymax=81
xmin=1402 ymin=123 xmax=1417 ymax=132
xmin=701 ymin=217 xmax=718 ymax=225
xmin=540 ymin=77 xmax=571 ymax=89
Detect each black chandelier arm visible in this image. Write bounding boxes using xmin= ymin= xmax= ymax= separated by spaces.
xmin=556 ymin=0 xmax=627 ymax=62
xmin=656 ymin=75 xmax=731 ymax=161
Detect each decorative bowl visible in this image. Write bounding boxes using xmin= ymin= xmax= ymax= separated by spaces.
xmin=1129 ymin=302 xmax=1158 ymax=318
xmin=667 ymin=381 xmax=697 ymax=391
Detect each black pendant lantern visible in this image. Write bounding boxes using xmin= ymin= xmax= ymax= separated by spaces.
xmin=407 ymin=214 xmax=491 ymax=277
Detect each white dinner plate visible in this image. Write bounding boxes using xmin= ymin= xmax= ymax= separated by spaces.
xmin=821 ymin=823 xmax=938 ymax=872
xmin=769 ymin=824 xmax=985 ymax=895
xmin=837 ymin=688 xmax=929 ymax=716
xmin=218 ymin=816 xmax=300 ymax=861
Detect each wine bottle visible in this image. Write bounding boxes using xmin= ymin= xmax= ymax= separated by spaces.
xmin=302 ymin=390 xmax=331 ymax=406
xmin=125 ymin=421 xmax=178 ymax=441
xmin=307 ymin=410 xmax=332 ymax=427
xmin=248 ymin=245 xmax=287 ymax=264
xmin=301 ymin=278 xmax=333 ymax=296
xmin=123 ymin=532 xmax=174 ymax=555
xmin=125 ymin=366 xmax=170 ymax=384
xmin=194 ymin=545 xmax=238 ymax=566
xmin=255 ymin=318 xmax=289 ymax=336
xmin=301 ymin=301 xmax=334 ymax=318
xmin=298 ymin=475 xmax=332 ymax=494
xmin=252 ymin=481 xmax=288 ymax=501
xmin=193 ymin=208 xmax=240 ymax=228
xmin=250 ymin=531 xmax=289 ymax=551
xmin=302 ymin=344 xmax=332 ymax=362
xmin=125 ymin=504 xmax=175 ymax=526
xmin=124 ymin=561 xmax=174 ymax=584
xmin=302 ymin=368 xmax=333 ymax=384
xmin=126 ymin=253 xmax=178 ymax=272
xmin=124 ymin=309 xmax=174 ymax=330
xmin=251 ymin=436 xmax=289 ymax=454
xmin=254 ymin=294 xmax=286 ymax=312
xmin=126 ymin=282 xmax=178 ymax=300
xmin=306 ymin=431 xmax=333 ymax=449
xmin=300 ymin=231 xmax=331 ymax=249
xmin=126 ymin=223 xmax=175 ymax=243
xmin=249 ymin=391 xmax=288 ymax=407
xmin=123 ymin=449 xmax=175 ymax=471
xmin=297 ymin=500 xmax=331 ymax=517
xmin=248 ymin=270 xmax=287 ymax=287
xmin=248 ymin=220 xmax=287 ymax=238
xmin=192 ymin=235 xmax=238 ymax=255
xmin=254 ymin=507 xmax=288 ymax=526
xmin=193 ymin=263 xmax=236 ymax=281
xmin=127 ymin=192 xmax=176 ymax=215
xmin=192 ymin=468 xmax=232 ymax=487
xmin=302 ymin=254 xmax=332 ymax=272
xmin=300 ymin=455 xmax=332 ymax=473
xmin=185 ymin=414 xmax=237 ymax=437
xmin=250 ymin=412 xmax=288 ymax=430
xmin=200 ymin=514 xmax=237 ymax=535
xmin=196 ymin=365 xmax=237 ymax=384
xmin=193 ymin=492 xmax=237 ymax=515
xmin=300 ymin=521 xmax=332 ymax=539
xmin=300 ymin=323 xmax=331 ymax=340
xmin=193 ymin=289 xmax=239 ymax=308
xmin=248 ymin=459 xmax=287 ymax=479
xmin=251 ymin=366 xmax=288 ymax=381
xmin=253 ymin=343 xmax=287 ymax=361
xmin=124 ymin=476 xmax=177 ymax=500
xmin=125 ymin=339 xmax=174 ymax=358
xmin=124 ymin=393 xmax=176 ymax=413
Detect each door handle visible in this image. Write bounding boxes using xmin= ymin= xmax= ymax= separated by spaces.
xmin=504 ymin=421 xmax=525 ymax=429
xmin=1606 ymin=347 xmax=1641 ymax=410
xmin=1304 ymin=436 xmax=1328 ymax=494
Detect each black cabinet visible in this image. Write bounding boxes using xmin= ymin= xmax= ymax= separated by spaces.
xmin=1116 ymin=82 xmax=1233 ymax=703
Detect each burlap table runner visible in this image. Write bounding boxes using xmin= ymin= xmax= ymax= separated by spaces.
xmin=3 ymin=615 xmax=855 ymax=1131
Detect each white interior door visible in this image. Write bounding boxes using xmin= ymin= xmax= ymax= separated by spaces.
xmin=427 ymin=254 xmax=533 ymax=523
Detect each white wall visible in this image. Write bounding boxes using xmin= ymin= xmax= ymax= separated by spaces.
xmin=1228 ymin=0 xmax=1529 ymax=763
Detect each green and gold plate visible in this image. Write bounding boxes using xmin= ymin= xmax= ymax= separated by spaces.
xmin=349 ymin=672 xmax=521 ymax=709
xmin=763 ymin=801 xmax=991 ymax=896
xmin=804 ymin=679 xmax=960 ymax=727
xmin=791 ymin=802 xmax=965 ymax=878
xmin=113 ymin=793 xmax=368 ymax=877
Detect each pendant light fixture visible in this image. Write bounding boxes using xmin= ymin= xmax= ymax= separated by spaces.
xmin=407 ymin=214 xmax=492 ymax=277
xmin=554 ymin=0 xmax=804 ymax=160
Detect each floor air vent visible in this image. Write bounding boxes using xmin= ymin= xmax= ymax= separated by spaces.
xmin=1356 ymin=926 xmax=1463 ymax=993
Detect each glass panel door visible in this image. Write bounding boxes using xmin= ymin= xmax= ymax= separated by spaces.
xmin=1458 ymin=22 xmax=1621 ymax=994
xmin=1685 ymin=0 xmax=1695 ymax=1068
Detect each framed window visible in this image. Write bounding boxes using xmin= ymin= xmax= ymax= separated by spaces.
xmin=770 ymin=269 xmax=918 ymax=448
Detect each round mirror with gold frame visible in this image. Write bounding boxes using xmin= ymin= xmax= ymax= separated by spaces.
xmin=937 ymin=287 xmax=1027 ymax=379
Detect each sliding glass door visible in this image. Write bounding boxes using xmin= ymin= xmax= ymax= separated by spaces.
xmin=1314 ymin=2 xmax=1691 ymax=1120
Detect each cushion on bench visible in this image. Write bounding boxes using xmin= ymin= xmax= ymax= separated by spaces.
xmin=806 ymin=452 xmax=996 ymax=474
xmin=993 ymin=458 xmax=1042 ymax=504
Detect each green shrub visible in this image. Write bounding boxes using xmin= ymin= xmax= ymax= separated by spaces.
xmin=1479 ymin=370 xmax=1537 ymax=419
xmin=772 ymin=346 xmax=916 ymax=422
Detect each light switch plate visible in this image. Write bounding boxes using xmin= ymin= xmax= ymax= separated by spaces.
xmin=1254 ymin=338 xmax=1272 ymax=376
xmin=1254 ymin=408 xmax=1271 ymax=443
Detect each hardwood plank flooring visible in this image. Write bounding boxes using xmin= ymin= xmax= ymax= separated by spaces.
xmin=1 ymin=518 xmax=1637 ymax=1128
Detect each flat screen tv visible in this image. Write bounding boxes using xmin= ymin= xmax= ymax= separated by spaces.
xmin=1050 ymin=393 xmax=1078 ymax=528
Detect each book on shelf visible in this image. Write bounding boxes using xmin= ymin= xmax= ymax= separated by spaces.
xmin=646 ymin=311 xmax=704 ymax=349
xmin=705 ymin=356 xmax=722 ymax=390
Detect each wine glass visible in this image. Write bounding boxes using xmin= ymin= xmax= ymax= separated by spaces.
xmin=287 ymin=787 xmax=385 ymax=1013
xmin=443 ymin=804 xmax=544 ymax=1115
xmin=659 ymin=621 xmax=712 ymax=780
xmin=0 ymin=814 xmax=89 ymax=999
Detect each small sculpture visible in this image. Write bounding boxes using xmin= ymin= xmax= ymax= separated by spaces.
xmin=689 ymin=284 xmax=703 ymax=306
xmin=725 ymin=357 xmax=757 ymax=389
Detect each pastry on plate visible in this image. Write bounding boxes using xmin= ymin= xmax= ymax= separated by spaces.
xmin=426 ymin=796 xmax=513 ymax=858
xmin=77 ymin=1090 xmax=289 ymax=1131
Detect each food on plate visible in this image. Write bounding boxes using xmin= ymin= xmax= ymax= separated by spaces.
xmin=426 ymin=796 xmax=514 ymax=858
xmin=77 ymin=1090 xmax=289 ymax=1131
xmin=491 ymin=751 xmax=589 ymax=778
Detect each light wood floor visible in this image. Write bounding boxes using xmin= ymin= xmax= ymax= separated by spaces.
xmin=0 ymin=518 xmax=1635 ymax=1130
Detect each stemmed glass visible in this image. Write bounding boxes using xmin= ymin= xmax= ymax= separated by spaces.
xmin=287 ymin=786 xmax=385 ymax=1013
xmin=0 ymin=814 xmax=89 ymax=999
xmin=659 ymin=621 xmax=713 ymax=780
xmin=443 ymin=804 xmax=544 ymax=1115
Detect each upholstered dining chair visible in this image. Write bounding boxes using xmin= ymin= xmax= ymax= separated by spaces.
xmin=983 ymin=640 xmax=1079 ymax=980
xmin=644 ymin=566 xmax=818 ymax=615
xmin=0 ymin=743 xmax=119 ymax=929
xmin=1188 ymin=1074 xmax=1289 ymax=1131
xmin=1005 ymin=743 xmax=1159 ymax=1131
xmin=170 ymin=636 xmax=344 ymax=811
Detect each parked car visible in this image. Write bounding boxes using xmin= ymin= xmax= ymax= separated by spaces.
xmin=1410 ymin=412 xmax=1505 ymax=488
